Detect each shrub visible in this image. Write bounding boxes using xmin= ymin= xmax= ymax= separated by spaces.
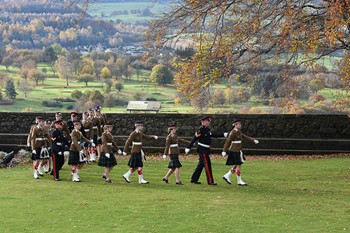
xmin=146 ymin=98 xmax=157 ymax=101
xmin=0 ymin=100 xmax=14 ymax=105
xmin=174 ymin=97 xmax=182 ymax=105
xmin=42 ymin=100 xmax=62 ymax=107
xmin=115 ymin=99 xmax=128 ymax=106
xmin=66 ymin=105 xmax=74 ymax=110
xmin=71 ymin=90 xmax=83 ymax=100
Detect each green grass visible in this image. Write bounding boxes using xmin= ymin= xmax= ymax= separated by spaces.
xmin=1 ymin=155 xmax=349 ymax=232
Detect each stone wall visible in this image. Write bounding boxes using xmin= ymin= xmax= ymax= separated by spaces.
xmin=1 ymin=112 xmax=350 ymax=139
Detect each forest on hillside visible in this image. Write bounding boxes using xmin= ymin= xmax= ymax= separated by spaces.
xmin=0 ymin=0 xmax=148 ymax=50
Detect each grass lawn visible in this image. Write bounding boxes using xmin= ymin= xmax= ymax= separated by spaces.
xmin=0 ymin=154 xmax=349 ymax=232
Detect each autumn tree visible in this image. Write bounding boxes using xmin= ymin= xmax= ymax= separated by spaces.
xmin=18 ymin=79 xmax=34 ymax=98
xmin=150 ymin=64 xmax=174 ymax=85
xmin=55 ymin=55 xmax=74 ymax=86
xmin=100 ymin=66 xmax=112 ymax=80
xmin=78 ymin=74 xmax=95 ymax=86
xmin=28 ymin=69 xmax=47 ymax=86
xmin=19 ymin=60 xmax=36 ymax=80
xmin=78 ymin=62 xmax=95 ymax=86
xmin=104 ymin=93 xmax=116 ymax=110
xmin=224 ymin=88 xmax=234 ymax=105
xmin=213 ymin=88 xmax=225 ymax=106
xmin=147 ymin=0 xmax=350 ymax=107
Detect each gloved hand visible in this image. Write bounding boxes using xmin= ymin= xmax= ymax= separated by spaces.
xmin=185 ymin=148 xmax=190 ymax=154
xmin=122 ymin=152 xmax=127 ymax=156
xmin=221 ymin=151 xmax=226 ymax=157
xmin=32 ymin=150 xmax=36 ymax=154
xmin=27 ymin=143 xmax=30 ymax=147
xmin=58 ymin=152 xmax=62 ymax=155
xmin=162 ymin=154 xmax=167 ymax=160
xmin=154 ymin=136 xmax=158 ymax=140
xmin=118 ymin=149 xmax=122 ymax=155
xmin=254 ymin=140 xmax=259 ymax=144
xmin=91 ymin=143 xmax=96 ymax=147
xmin=224 ymin=132 xmax=228 ymax=137
xmin=105 ymin=153 xmax=110 ymax=158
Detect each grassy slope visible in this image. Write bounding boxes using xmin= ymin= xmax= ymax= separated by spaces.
xmin=0 ymin=155 xmax=349 ymax=232
xmin=87 ymin=1 xmax=171 ymax=24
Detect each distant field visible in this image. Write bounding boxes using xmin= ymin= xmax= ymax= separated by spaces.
xmin=0 ymin=62 xmax=344 ymax=114
xmin=87 ymin=1 xmax=171 ymax=23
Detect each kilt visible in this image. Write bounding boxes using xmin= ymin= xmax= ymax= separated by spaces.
xmin=168 ymin=154 xmax=182 ymax=168
xmin=128 ymin=152 xmax=143 ymax=168
xmin=226 ymin=151 xmax=244 ymax=165
xmin=68 ymin=151 xmax=84 ymax=165
xmin=98 ymin=152 xmax=117 ymax=167
xmin=31 ymin=148 xmax=50 ymax=160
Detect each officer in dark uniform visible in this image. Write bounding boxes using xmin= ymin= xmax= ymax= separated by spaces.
xmin=51 ymin=120 xmax=69 ymax=181
xmin=185 ymin=116 xmax=226 ymax=185
xmin=51 ymin=112 xmax=71 ymax=141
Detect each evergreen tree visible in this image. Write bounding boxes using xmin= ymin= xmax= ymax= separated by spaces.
xmin=5 ymin=80 xmax=18 ymax=99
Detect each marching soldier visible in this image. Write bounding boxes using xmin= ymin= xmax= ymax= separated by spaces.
xmin=94 ymin=107 xmax=105 ymax=160
xmin=30 ymin=116 xmax=50 ymax=179
xmin=185 ymin=116 xmax=227 ymax=185
xmin=51 ymin=112 xmax=71 ymax=141
xmin=98 ymin=123 xmax=122 ymax=183
xmin=89 ymin=108 xmax=100 ymax=162
xmin=51 ymin=120 xmax=69 ymax=181
xmin=27 ymin=116 xmax=40 ymax=150
xmin=221 ymin=119 xmax=259 ymax=186
xmin=82 ymin=111 xmax=94 ymax=162
xmin=122 ymin=121 xmax=158 ymax=184
xmin=41 ymin=120 xmax=54 ymax=173
xmin=68 ymin=121 xmax=94 ymax=182
xmin=96 ymin=105 xmax=108 ymax=125
xmin=162 ymin=123 xmax=190 ymax=185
